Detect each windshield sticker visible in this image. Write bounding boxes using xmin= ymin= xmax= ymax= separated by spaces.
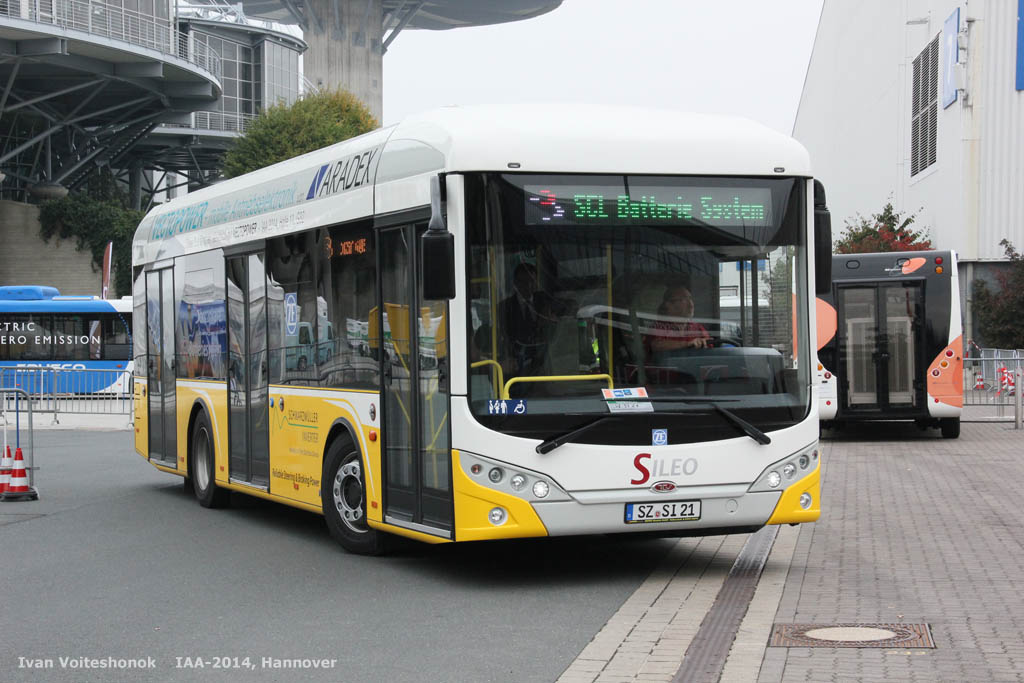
xmin=487 ymin=399 xmax=528 ymax=416
xmin=652 ymin=429 xmax=668 ymax=446
xmin=602 ymin=387 xmax=649 ymax=400
xmin=607 ymin=400 xmax=654 ymax=414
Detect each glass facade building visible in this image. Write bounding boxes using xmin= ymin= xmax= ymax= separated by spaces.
xmin=182 ymin=19 xmax=304 ymax=132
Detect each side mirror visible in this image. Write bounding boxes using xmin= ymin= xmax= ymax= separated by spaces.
xmin=813 ymin=179 xmax=832 ymax=295
xmin=421 ymin=175 xmax=456 ymax=300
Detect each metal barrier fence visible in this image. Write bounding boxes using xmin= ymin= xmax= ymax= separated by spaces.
xmin=0 ymin=367 xmax=133 ymax=425
xmin=962 ymin=349 xmax=1024 ymax=425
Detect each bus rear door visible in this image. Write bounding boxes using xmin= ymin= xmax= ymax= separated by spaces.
xmin=837 ymin=282 xmax=923 ymax=414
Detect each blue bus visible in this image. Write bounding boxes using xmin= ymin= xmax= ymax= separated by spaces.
xmin=0 ymin=286 xmax=133 ymax=394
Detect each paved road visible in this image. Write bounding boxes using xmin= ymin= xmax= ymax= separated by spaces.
xmin=5 ymin=420 xmax=1024 ymax=682
xmin=0 ymin=430 xmax=676 ymax=682
xmin=762 ymin=421 xmax=1024 ymax=683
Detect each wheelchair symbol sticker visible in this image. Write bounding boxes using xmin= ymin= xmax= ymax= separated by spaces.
xmin=652 ymin=429 xmax=668 ymax=446
xmin=487 ymin=400 xmax=528 ymax=415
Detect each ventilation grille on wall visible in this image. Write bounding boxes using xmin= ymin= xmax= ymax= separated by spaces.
xmin=911 ymin=35 xmax=939 ymax=177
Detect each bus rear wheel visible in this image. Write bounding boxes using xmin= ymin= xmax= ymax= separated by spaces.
xmin=940 ymin=417 xmax=960 ymax=439
xmin=191 ymin=410 xmax=230 ymax=508
xmin=323 ymin=438 xmax=386 ymax=555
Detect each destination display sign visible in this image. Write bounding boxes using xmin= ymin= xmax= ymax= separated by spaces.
xmin=523 ymin=184 xmax=773 ymax=228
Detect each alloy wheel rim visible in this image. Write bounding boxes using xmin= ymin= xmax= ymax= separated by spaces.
xmin=333 ymin=460 xmax=367 ymax=534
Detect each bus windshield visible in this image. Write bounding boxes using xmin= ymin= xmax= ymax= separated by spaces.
xmin=466 ymin=173 xmax=809 ymax=442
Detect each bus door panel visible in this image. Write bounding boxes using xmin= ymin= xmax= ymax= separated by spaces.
xmin=378 ymin=225 xmax=453 ymax=536
xmin=884 ymin=285 xmax=921 ymax=405
xmin=226 ymin=253 xmax=270 ymax=487
xmin=146 ymin=268 xmax=176 ymax=466
xmin=839 ymin=283 xmax=922 ymax=411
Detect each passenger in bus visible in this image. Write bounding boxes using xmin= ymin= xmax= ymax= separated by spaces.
xmin=499 ymin=263 xmax=555 ymax=376
xmin=646 ymin=284 xmax=710 ymax=354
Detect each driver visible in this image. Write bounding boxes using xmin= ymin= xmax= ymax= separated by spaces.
xmin=646 ymin=284 xmax=710 ymax=353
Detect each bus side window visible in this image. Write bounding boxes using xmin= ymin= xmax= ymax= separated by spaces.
xmin=322 ymin=223 xmax=377 ymax=390
xmin=266 ymin=233 xmax=319 ymax=385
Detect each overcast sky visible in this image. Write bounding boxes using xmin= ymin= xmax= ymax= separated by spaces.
xmin=382 ymin=0 xmax=824 ymax=134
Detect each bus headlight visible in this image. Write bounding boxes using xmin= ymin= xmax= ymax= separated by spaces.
xmin=532 ymin=481 xmax=550 ymax=498
xmin=749 ymin=443 xmax=818 ymax=492
xmin=510 ymin=474 xmax=527 ymax=491
xmin=799 ymin=493 xmax=813 ymax=510
xmin=488 ymin=467 xmax=504 ymax=483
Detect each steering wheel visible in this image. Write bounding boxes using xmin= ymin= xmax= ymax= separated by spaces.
xmin=706 ymin=335 xmax=742 ymax=349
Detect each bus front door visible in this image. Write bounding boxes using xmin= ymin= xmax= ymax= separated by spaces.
xmin=226 ymin=253 xmax=270 ymax=487
xmin=146 ymin=268 xmax=176 ymax=466
xmin=378 ymin=225 xmax=453 ymax=538
xmin=839 ymin=283 xmax=923 ymax=414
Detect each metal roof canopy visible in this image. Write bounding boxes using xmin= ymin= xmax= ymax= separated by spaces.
xmin=226 ymin=0 xmax=562 ymax=50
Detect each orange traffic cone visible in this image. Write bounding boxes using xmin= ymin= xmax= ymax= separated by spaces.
xmin=2 ymin=447 xmax=37 ymax=501
xmin=0 ymin=445 xmax=11 ymax=494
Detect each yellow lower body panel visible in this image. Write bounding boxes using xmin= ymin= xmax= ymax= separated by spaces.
xmin=766 ymin=463 xmax=821 ymax=525
xmin=451 ymin=451 xmax=549 ymax=541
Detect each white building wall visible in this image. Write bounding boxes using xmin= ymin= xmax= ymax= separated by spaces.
xmin=902 ymin=0 xmax=968 ymax=258
xmin=795 ymin=0 xmax=1023 ymax=263
xmin=793 ymin=2 xmax=905 ymax=234
xmin=975 ymin=1 xmax=1024 ymax=260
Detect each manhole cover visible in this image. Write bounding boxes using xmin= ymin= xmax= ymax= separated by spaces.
xmin=770 ymin=623 xmax=935 ymax=648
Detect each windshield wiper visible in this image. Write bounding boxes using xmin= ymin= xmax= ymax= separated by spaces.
xmin=707 ymin=402 xmax=771 ymax=445
xmin=535 ymin=399 xmax=770 ymax=453
xmin=650 ymin=397 xmax=771 ymax=445
xmin=536 ymin=416 xmax=617 ymax=454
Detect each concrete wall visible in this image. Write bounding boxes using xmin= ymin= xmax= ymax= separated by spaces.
xmin=0 ymin=200 xmax=105 ymax=296
xmin=303 ymin=0 xmax=384 ymax=121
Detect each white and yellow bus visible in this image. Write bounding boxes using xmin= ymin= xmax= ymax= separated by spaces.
xmin=132 ymin=104 xmax=833 ymax=554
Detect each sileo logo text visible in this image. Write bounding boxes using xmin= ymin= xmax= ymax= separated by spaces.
xmin=630 ymin=453 xmax=698 ymax=485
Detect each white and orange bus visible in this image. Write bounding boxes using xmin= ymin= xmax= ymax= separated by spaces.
xmin=132 ymin=105 xmax=832 ymax=553
xmin=816 ymin=250 xmax=962 ymax=438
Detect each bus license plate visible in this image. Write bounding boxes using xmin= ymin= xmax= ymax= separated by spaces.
xmin=624 ymin=501 xmax=701 ymax=524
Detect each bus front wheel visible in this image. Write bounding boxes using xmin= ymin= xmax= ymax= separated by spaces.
xmin=323 ymin=439 xmax=386 ymax=555
xmin=191 ymin=410 xmax=230 ymax=508
xmin=940 ymin=417 xmax=960 ymax=439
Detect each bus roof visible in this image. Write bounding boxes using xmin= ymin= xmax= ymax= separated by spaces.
xmin=134 ymin=104 xmax=813 ymax=266
xmin=0 ymin=287 xmax=131 ymax=313
xmin=0 ymin=285 xmax=61 ymax=300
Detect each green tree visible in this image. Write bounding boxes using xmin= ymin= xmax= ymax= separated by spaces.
xmin=222 ymin=89 xmax=378 ymax=178
xmin=834 ymin=202 xmax=932 ymax=253
xmin=37 ymin=174 xmax=143 ymax=297
xmin=973 ymin=239 xmax=1024 ymax=349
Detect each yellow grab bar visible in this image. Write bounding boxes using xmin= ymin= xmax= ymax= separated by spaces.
xmin=470 ymin=359 xmax=505 ymax=399
xmin=502 ymin=373 xmax=613 ymax=400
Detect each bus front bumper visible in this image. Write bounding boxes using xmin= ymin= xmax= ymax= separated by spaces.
xmin=532 ymin=485 xmax=783 ymax=536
